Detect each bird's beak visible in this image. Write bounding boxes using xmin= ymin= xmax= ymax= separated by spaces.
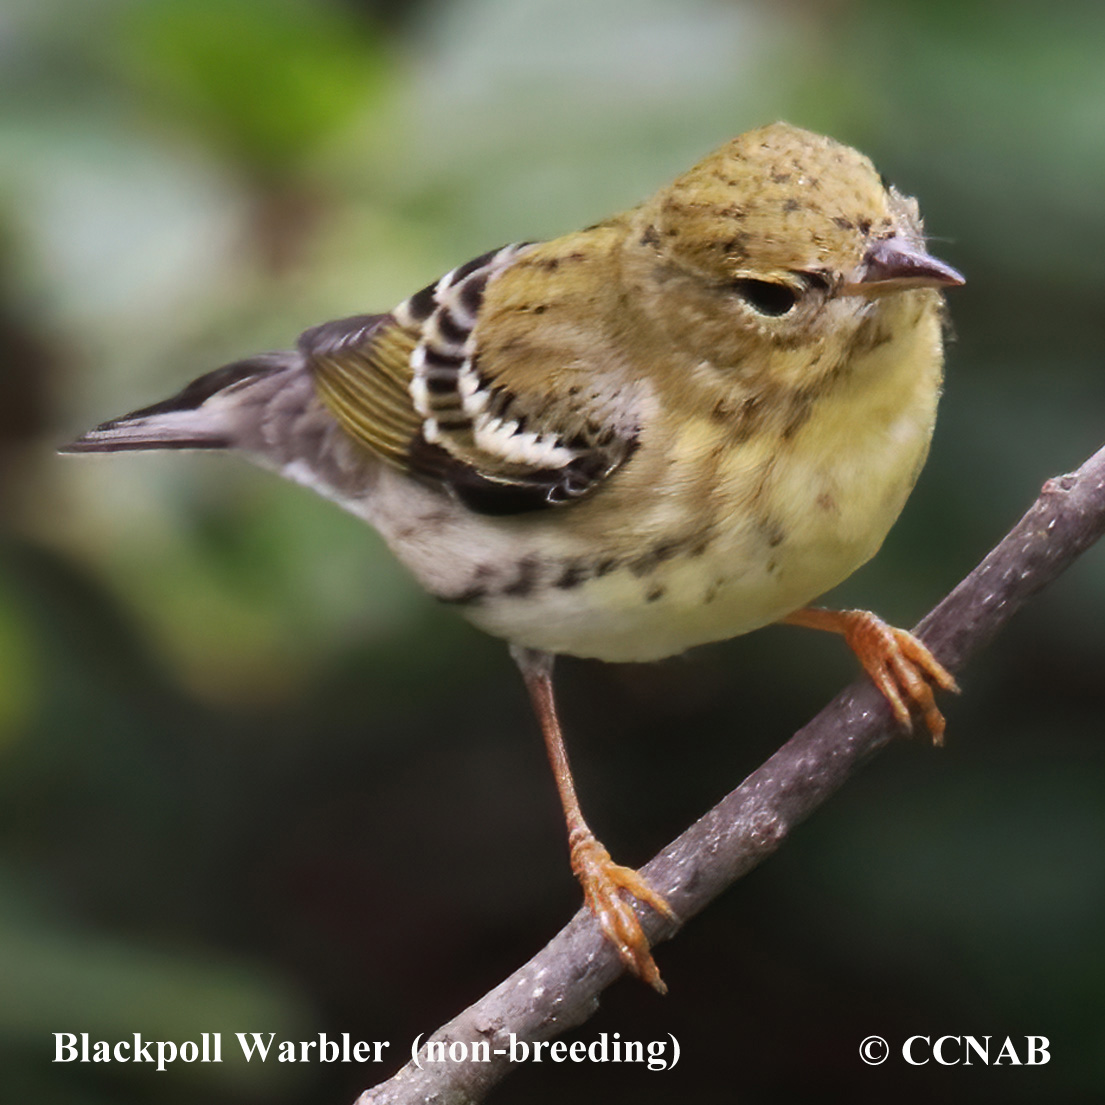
xmin=842 ymin=235 xmax=965 ymax=298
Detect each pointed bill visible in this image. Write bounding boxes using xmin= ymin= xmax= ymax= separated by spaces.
xmin=843 ymin=235 xmax=965 ymax=297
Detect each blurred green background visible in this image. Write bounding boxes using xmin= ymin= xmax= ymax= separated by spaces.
xmin=2 ymin=0 xmax=1104 ymax=1102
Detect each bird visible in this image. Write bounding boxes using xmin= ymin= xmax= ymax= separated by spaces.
xmin=63 ymin=122 xmax=964 ymax=993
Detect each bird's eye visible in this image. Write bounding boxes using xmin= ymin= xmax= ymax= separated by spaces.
xmin=731 ymin=278 xmax=798 ymax=317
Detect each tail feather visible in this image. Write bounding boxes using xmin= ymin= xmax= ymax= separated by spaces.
xmin=61 ymin=354 xmax=292 ymax=454
xmin=60 ymin=413 xmax=231 ymax=453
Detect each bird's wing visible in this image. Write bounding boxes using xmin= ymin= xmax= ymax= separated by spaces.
xmin=302 ymin=312 xmax=422 ymax=472
xmin=305 ymin=243 xmax=640 ymax=515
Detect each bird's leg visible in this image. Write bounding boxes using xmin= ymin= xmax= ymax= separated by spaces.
xmin=782 ymin=607 xmax=959 ymax=745
xmin=511 ymin=646 xmax=675 ymax=993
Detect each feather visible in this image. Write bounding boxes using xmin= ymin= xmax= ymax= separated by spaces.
xmin=308 ymin=241 xmax=642 ymax=514
xmin=60 ymin=355 xmax=291 ymax=453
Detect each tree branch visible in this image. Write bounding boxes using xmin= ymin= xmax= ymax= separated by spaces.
xmin=354 ymin=443 xmax=1105 ymax=1105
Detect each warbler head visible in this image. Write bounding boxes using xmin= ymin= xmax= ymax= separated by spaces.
xmin=623 ymin=122 xmax=962 ymax=383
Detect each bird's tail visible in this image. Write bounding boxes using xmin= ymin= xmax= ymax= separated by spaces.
xmin=60 ymin=354 xmax=294 ymax=454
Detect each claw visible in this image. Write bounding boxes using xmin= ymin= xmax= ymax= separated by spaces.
xmin=783 ymin=608 xmax=958 ymax=744
xmin=570 ymin=830 xmax=675 ymax=993
xmin=840 ymin=614 xmax=957 ymax=744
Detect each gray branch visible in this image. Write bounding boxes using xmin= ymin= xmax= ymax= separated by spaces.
xmin=354 ymin=443 xmax=1105 ymax=1105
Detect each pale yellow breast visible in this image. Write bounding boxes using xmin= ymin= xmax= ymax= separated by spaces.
xmin=460 ymin=294 xmax=944 ymax=662
xmin=359 ymin=290 xmax=945 ymax=664
xmin=754 ymin=295 xmax=944 ymax=606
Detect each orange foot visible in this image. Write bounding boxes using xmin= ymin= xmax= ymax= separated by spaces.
xmin=784 ymin=608 xmax=959 ymax=745
xmin=569 ymin=829 xmax=676 ymax=994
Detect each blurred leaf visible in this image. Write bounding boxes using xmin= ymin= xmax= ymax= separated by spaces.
xmin=0 ymin=906 xmax=315 ymax=1095
xmin=112 ymin=0 xmax=392 ymax=175
xmin=0 ymin=570 xmax=36 ymax=747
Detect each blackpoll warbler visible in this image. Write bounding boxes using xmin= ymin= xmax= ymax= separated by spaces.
xmin=65 ymin=123 xmax=964 ymax=991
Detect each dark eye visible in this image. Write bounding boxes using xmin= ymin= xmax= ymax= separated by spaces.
xmin=731 ymin=278 xmax=797 ymax=317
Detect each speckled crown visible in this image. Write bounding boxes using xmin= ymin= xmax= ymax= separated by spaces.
xmin=648 ymin=122 xmax=906 ymax=280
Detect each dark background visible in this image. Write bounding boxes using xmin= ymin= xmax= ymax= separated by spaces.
xmin=2 ymin=1 xmax=1103 ymax=1102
